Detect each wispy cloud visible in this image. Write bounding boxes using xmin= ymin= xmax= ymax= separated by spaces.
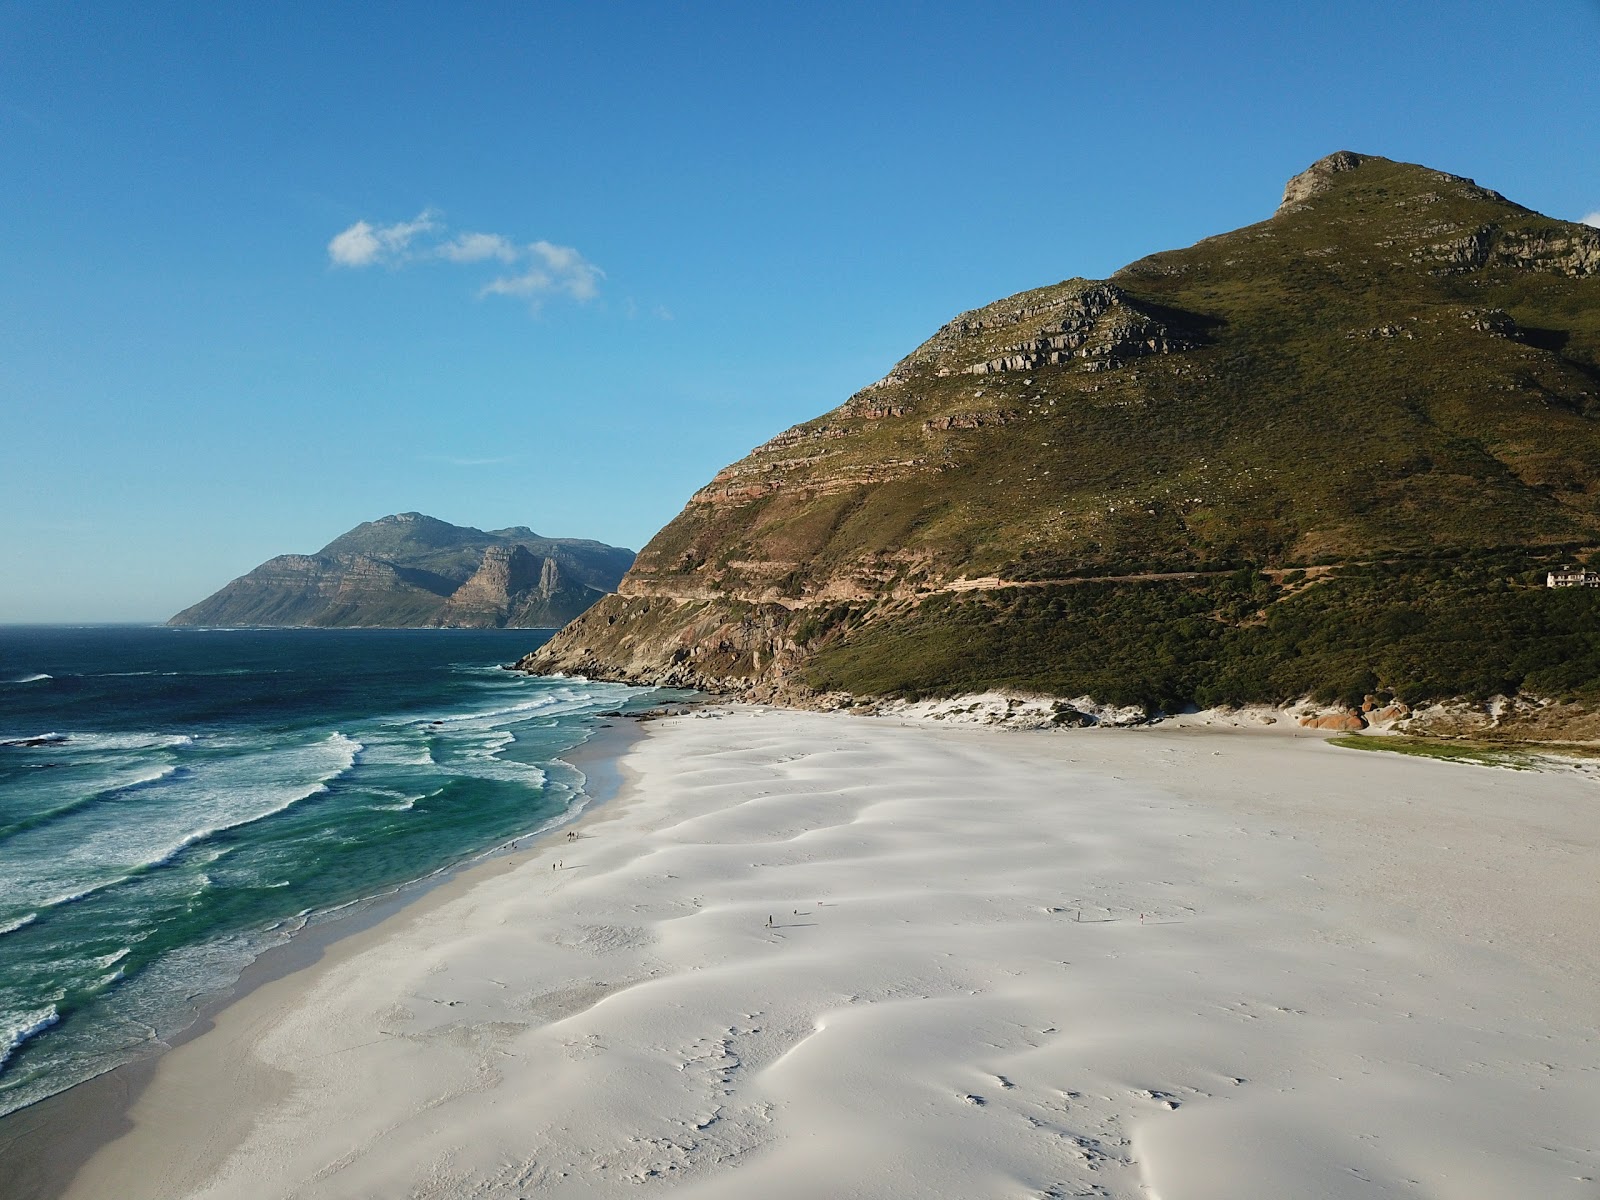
xmin=1583 ymin=211 xmax=1600 ymax=229
xmin=419 ymin=453 xmax=517 ymax=467
xmin=480 ymin=240 xmax=604 ymax=304
xmin=327 ymin=210 xmax=440 ymax=267
xmin=327 ymin=212 xmax=602 ymax=309
xmin=436 ymin=232 xmax=520 ymax=264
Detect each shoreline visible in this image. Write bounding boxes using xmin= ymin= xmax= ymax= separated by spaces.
xmin=0 ymin=715 xmax=648 ymax=1200
xmin=11 ymin=705 xmax=1599 ymax=1198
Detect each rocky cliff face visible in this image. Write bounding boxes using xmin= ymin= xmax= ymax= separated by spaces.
xmin=433 ymin=546 xmax=610 ymax=629
xmin=523 ymin=153 xmax=1600 ymax=716
xmin=170 ymin=513 xmax=631 ymax=628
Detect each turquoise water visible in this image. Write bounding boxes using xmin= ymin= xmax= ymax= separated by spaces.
xmin=0 ymin=626 xmax=671 ymax=1116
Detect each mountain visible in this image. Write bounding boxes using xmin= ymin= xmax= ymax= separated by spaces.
xmin=526 ymin=152 xmax=1600 ymax=730
xmin=169 ymin=513 xmax=633 ymax=628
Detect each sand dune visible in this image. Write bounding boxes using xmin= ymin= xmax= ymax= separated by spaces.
xmin=61 ymin=709 xmax=1600 ymax=1198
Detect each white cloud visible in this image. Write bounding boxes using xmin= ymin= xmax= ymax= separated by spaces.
xmin=327 ymin=210 xmax=439 ymax=267
xmin=482 ymin=241 xmax=604 ymax=305
xmin=533 ymin=240 xmax=603 ymax=300
xmin=328 ymin=220 xmax=382 ymax=267
xmin=327 ymin=213 xmax=603 ymax=309
xmin=1582 ymin=211 xmax=1600 ymax=229
xmin=436 ymin=232 xmax=519 ymax=263
xmin=479 ymin=268 xmax=552 ymax=299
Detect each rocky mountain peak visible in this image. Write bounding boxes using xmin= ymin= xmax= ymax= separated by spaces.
xmin=1276 ymin=150 xmax=1516 ymax=217
xmin=1278 ymin=150 xmax=1369 ymax=210
xmin=853 ymin=279 xmax=1206 ymax=398
xmin=169 ymin=514 xmax=632 ymax=628
xmin=527 ymin=151 xmax=1600 ymax=711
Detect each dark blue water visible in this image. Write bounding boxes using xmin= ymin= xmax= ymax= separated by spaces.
xmin=0 ymin=626 xmax=669 ymax=1116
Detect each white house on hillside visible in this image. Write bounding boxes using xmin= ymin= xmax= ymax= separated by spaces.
xmin=1547 ymin=569 xmax=1600 ymax=587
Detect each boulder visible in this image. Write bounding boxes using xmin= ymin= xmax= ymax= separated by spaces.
xmin=1298 ymin=711 xmax=1368 ymax=731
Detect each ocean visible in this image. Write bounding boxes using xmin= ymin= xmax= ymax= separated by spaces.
xmin=0 ymin=625 xmax=672 ymax=1117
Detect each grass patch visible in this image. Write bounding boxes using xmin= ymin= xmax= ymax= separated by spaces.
xmin=1329 ymin=734 xmax=1543 ymax=769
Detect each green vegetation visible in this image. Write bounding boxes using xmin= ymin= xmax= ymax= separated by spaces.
xmin=1326 ymin=735 xmax=1533 ymax=768
xmin=629 ymin=155 xmax=1600 ymax=602
xmin=1325 ymin=734 xmax=1600 ymax=769
xmin=801 ymin=555 xmax=1600 ymax=711
xmin=535 ymin=154 xmax=1600 ymax=723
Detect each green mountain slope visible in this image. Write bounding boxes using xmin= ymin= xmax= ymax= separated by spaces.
xmin=169 ymin=513 xmax=633 ymax=628
xmin=526 ymin=152 xmax=1600 ymax=727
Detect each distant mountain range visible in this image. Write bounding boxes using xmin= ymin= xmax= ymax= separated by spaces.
xmin=169 ymin=513 xmax=633 ymax=628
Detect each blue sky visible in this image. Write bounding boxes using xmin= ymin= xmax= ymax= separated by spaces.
xmin=3 ymin=1 xmax=1599 ymax=622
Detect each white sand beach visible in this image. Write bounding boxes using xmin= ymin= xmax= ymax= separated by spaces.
xmin=55 ymin=708 xmax=1600 ymax=1199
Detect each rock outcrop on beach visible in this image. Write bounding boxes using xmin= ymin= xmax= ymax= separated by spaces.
xmin=525 ymin=153 xmax=1600 ymax=727
xmin=170 ymin=513 xmax=632 ymax=628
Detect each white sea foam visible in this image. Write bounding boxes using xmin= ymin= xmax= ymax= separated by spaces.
xmin=68 ymin=732 xmax=195 ymax=753
xmin=0 ymin=912 xmax=39 ymax=937
xmin=4 ymin=673 xmax=52 ymax=685
xmin=109 ymin=930 xmax=275 ymax=1031
xmin=0 ymin=732 xmax=362 ymax=914
xmin=442 ymin=756 xmax=548 ymax=790
xmin=0 ymin=674 xmax=654 ymax=1117
xmin=0 ymin=732 xmax=66 ymax=749
xmin=29 ymin=882 xmax=110 ymax=911
xmin=0 ymin=926 xmax=291 ymax=1116
xmin=0 ymin=1005 xmax=60 ymax=1072
xmin=67 ymin=764 xmax=182 ymax=801
xmin=426 ymin=725 xmax=549 ymax=789
xmin=119 ymin=764 xmax=180 ymax=790
xmin=453 ymin=664 xmax=523 ymax=678
xmin=465 ymin=729 xmax=516 ymax=757
xmin=421 ymin=696 xmax=563 ymax=725
xmin=0 ymin=763 xmax=184 ymax=842
xmin=364 ymin=788 xmax=434 ymax=812
xmin=0 ymin=730 xmax=195 ymax=757
xmin=428 ymin=680 xmax=632 ymax=724
xmin=354 ymin=737 xmax=435 ymax=768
